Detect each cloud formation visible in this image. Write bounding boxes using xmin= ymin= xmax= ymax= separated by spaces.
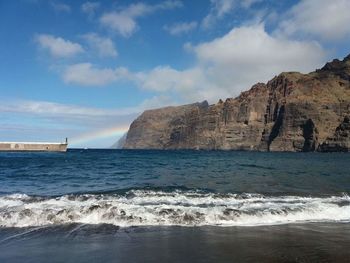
xmin=61 ymin=24 xmax=326 ymax=103
xmin=81 ymin=1 xmax=100 ymax=17
xmin=241 ymin=0 xmax=262 ymax=9
xmin=0 ymin=99 xmax=137 ymax=118
xmin=202 ymin=0 xmax=236 ymax=29
xmin=51 ymin=2 xmax=71 ymax=13
xmin=0 ymin=95 xmax=178 ymax=147
xmin=0 ymin=98 xmax=139 ymax=147
xmin=35 ymin=34 xmax=84 ymax=58
xmin=133 ymin=25 xmax=325 ymax=102
xmin=63 ymin=63 xmax=129 ymax=86
xmin=100 ymin=0 xmax=183 ymax=37
xmin=189 ymin=24 xmax=325 ymax=98
xmin=278 ymin=0 xmax=350 ymax=41
xmin=164 ymin=21 xmax=198 ymax=36
xmin=201 ymin=0 xmax=264 ymax=29
xmin=82 ymin=33 xmax=117 ymax=57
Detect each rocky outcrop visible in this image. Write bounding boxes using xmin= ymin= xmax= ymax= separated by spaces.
xmin=318 ymin=116 xmax=350 ymax=152
xmin=123 ymin=54 xmax=350 ymax=152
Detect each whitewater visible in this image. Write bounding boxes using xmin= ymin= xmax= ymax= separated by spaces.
xmin=1 ymin=150 xmax=350 ymax=262
xmin=1 ymin=190 xmax=350 ymax=227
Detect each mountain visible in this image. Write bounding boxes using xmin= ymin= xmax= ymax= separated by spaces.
xmin=122 ymin=54 xmax=350 ymax=152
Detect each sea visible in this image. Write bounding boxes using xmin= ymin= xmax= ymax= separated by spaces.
xmin=0 ymin=149 xmax=350 ymax=262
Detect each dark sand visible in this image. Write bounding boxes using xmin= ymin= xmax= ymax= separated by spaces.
xmin=1 ymin=223 xmax=350 ymax=263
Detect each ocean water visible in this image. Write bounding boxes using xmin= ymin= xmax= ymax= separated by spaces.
xmin=1 ymin=149 xmax=350 ymax=262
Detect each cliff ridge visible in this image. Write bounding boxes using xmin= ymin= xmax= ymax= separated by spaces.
xmin=122 ymin=54 xmax=350 ymax=152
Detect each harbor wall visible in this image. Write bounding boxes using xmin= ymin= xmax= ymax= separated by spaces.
xmin=0 ymin=143 xmax=67 ymax=152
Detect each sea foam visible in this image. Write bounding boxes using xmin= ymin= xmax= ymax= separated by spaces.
xmin=1 ymin=190 xmax=349 ymax=228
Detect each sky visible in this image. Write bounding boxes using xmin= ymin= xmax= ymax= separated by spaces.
xmin=1 ymin=0 xmax=350 ymax=148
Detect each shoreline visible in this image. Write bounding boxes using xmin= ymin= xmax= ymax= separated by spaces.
xmin=1 ymin=223 xmax=350 ymax=263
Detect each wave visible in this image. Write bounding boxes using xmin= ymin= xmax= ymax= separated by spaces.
xmin=1 ymin=190 xmax=350 ymax=228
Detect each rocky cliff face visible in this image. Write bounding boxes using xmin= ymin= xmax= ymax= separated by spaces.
xmin=123 ymin=55 xmax=350 ymax=152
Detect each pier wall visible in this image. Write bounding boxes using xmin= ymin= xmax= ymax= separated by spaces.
xmin=0 ymin=143 xmax=67 ymax=152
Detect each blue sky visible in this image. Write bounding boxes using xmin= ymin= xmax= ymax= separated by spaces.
xmin=1 ymin=0 xmax=350 ymax=148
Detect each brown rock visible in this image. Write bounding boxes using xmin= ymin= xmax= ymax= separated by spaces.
xmin=123 ymin=55 xmax=350 ymax=152
xmin=318 ymin=116 xmax=350 ymax=152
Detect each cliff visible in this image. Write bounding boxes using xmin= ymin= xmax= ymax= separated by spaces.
xmin=123 ymin=54 xmax=350 ymax=152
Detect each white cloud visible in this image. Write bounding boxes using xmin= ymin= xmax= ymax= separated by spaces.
xmin=0 ymin=99 xmax=138 ymax=118
xmin=156 ymin=0 xmax=183 ymax=10
xmin=0 ymin=96 xmax=179 ymax=147
xmin=191 ymin=24 xmax=326 ymax=97
xmin=201 ymin=0 xmax=264 ymax=29
xmin=133 ymin=24 xmax=326 ymax=102
xmin=63 ymin=63 xmax=130 ymax=86
xmin=134 ymin=66 xmax=220 ymax=102
xmin=82 ymin=33 xmax=117 ymax=57
xmin=137 ymin=95 xmax=178 ymax=110
xmin=81 ymin=1 xmax=100 ymax=17
xmin=135 ymin=66 xmax=205 ymax=92
xmin=241 ymin=0 xmax=262 ymax=9
xmin=59 ymin=62 xmax=213 ymax=101
xmin=100 ymin=12 xmax=137 ymax=38
xmin=59 ymin=24 xmax=326 ymax=103
xmin=100 ymin=0 xmax=183 ymax=37
xmin=278 ymin=0 xmax=350 ymax=41
xmin=164 ymin=21 xmax=197 ymax=36
xmin=35 ymin=34 xmax=84 ymax=58
xmin=0 ymin=98 xmax=136 ymax=147
xmin=0 ymin=97 xmax=176 ymax=124
xmin=51 ymin=2 xmax=71 ymax=13
xmin=202 ymin=0 xmax=236 ymax=29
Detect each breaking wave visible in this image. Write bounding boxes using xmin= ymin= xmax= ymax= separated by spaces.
xmin=1 ymin=190 xmax=350 ymax=228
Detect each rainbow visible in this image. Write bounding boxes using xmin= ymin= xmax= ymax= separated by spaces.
xmin=69 ymin=125 xmax=130 ymax=146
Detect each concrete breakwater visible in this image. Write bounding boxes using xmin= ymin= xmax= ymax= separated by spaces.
xmin=0 ymin=141 xmax=68 ymax=152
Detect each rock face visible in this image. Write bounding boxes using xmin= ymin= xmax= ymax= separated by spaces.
xmin=123 ymin=55 xmax=350 ymax=152
xmin=318 ymin=117 xmax=350 ymax=152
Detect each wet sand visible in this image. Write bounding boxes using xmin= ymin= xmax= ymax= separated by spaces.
xmin=1 ymin=223 xmax=350 ymax=263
